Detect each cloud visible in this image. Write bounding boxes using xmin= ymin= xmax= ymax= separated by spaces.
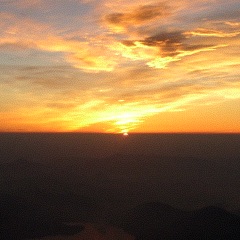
xmin=104 ymin=4 xmax=170 ymax=32
xmin=1 ymin=57 xmax=239 ymax=132
xmin=113 ymin=30 xmax=226 ymax=69
xmin=225 ymin=21 xmax=240 ymax=27
xmin=0 ymin=13 xmax=116 ymax=72
xmin=185 ymin=28 xmax=240 ymax=37
xmin=67 ymin=50 xmax=116 ymax=72
xmin=1 ymin=0 xmax=240 ymax=132
xmin=141 ymin=31 xmax=186 ymax=57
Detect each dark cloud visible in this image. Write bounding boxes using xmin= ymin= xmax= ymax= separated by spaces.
xmin=132 ymin=4 xmax=167 ymax=22
xmin=183 ymin=44 xmax=215 ymax=51
xmin=121 ymin=40 xmax=136 ymax=47
xmin=121 ymin=31 xmax=184 ymax=47
xmin=122 ymin=31 xmax=217 ymax=57
xmin=144 ymin=31 xmax=184 ymax=44
xmin=143 ymin=31 xmax=185 ymax=56
xmin=142 ymin=32 xmax=213 ymax=53
xmin=105 ymin=13 xmax=125 ymax=25
xmin=105 ymin=4 xmax=169 ymax=27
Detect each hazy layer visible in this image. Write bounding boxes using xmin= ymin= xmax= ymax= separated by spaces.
xmin=1 ymin=133 xmax=240 ymax=211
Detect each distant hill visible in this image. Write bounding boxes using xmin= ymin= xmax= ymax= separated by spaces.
xmin=1 ymin=157 xmax=240 ymax=239
xmin=0 ymin=194 xmax=84 ymax=239
xmin=0 ymin=159 xmax=95 ymax=239
xmin=120 ymin=202 xmax=240 ymax=240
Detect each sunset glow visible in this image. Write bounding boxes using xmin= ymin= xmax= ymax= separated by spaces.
xmin=0 ymin=0 xmax=239 ymax=133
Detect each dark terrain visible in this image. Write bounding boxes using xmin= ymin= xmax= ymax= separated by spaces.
xmin=121 ymin=202 xmax=240 ymax=239
xmin=0 ymin=133 xmax=240 ymax=239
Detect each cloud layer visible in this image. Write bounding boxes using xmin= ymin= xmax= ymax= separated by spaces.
xmin=0 ymin=0 xmax=239 ymax=132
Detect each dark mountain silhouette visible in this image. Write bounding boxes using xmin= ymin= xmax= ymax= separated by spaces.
xmin=120 ymin=202 xmax=240 ymax=240
xmin=1 ymin=144 xmax=240 ymax=239
xmin=0 ymin=194 xmax=84 ymax=239
xmin=0 ymin=159 xmax=95 ymax=239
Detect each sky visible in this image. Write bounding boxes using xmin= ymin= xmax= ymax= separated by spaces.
xmin=0 ymin=0 xmax=239 ymax=133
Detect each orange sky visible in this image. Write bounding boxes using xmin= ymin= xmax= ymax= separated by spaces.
xmin=0 ymin=0 xmax=239 ymax=133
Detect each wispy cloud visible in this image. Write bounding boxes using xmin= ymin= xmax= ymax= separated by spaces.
xmin=0 ymin=13 xmax=117 ymax=72
xmin=186 ymin=28 xmax=240 ymax=37
xmin=0 ymin=0 xmax=240 ymax=132
xmin=111 ymin=30 xmax=226 ymax=69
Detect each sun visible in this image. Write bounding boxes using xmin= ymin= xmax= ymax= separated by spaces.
xmin=123 ymin=132 xmax=129 ymax=137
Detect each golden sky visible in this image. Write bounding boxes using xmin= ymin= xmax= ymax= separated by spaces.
xmin=0 ymin=0 xmax=239 ymax=133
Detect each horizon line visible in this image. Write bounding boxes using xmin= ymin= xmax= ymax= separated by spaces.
xmin=0 ymin=131 xmax=239 ymax=135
